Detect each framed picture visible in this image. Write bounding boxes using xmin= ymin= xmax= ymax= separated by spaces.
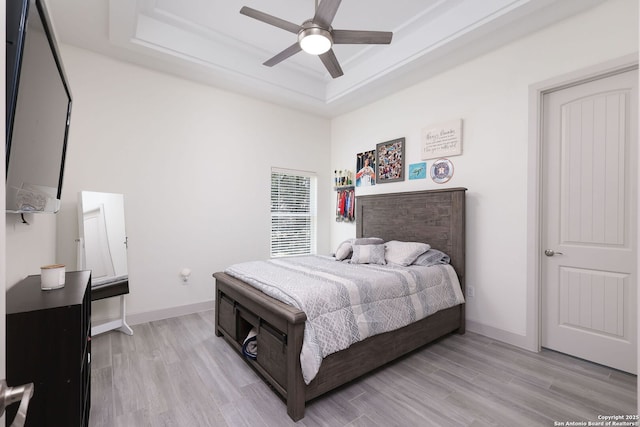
xmin=421 ymin=119 xmax=462 ymax=160
xmin=409 ymin=162 xmax=427 ymax=180
xmin=355 ymin=150 xmax=376 ymax=187
xmin=376 ymin=137 xmax=405 ymax=183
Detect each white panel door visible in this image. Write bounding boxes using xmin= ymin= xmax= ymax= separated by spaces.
xmin=541 ymin=68 xmax=638 ymax=373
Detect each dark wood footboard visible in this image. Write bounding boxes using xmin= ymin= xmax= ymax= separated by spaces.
xmin=214 ymin=271 xmax=307 ymax=420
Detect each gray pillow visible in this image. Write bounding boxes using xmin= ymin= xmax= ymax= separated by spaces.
xmin=350 ymin=244 xmax=386 ymax=265
xmin=334 ymin=237 xmax=383 ymax=261
xmin=412 ymin=249 xmax=451 ymax=266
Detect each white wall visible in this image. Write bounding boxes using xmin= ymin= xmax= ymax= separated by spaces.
xmin=6 ymin=214 xmax=58 ymax=287
xmin=38 ymin=46 xmax=330 ymax=322
xmin=330 ymin=0 xmax=638 ymax=345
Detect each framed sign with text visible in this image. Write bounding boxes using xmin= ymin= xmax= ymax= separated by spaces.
xmin=421 ymin=119 xmax=462 ymax=160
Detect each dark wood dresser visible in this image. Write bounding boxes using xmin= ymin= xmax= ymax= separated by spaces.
xmin=6 ymin=270 xmax=91 ymax=427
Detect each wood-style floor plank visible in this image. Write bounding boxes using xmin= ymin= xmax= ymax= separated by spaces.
xmin=90 ymin=310 xmax=637 ymax=426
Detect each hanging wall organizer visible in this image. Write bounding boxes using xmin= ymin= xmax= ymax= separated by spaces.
xmin=335 ymin=187 xmax=355 ymax=222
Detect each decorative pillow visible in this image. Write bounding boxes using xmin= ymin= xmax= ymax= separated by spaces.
xmin=412 ymin=249 xmax=451 ymax=266
xmin=334 ymin=237 xmax=383 ymax=261
xmin=334 ymin=238 xmax=355 ymax=261
xmin=384 ymin=240 xmax=431 ymax=266
xmin=350 ymin=244 xmax=386 ymax=265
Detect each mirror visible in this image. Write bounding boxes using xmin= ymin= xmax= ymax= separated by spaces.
xmin=77 ymin=191 xmax=128 ymax=285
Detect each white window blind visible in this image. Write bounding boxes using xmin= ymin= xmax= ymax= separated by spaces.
xmin=270 ymin=168 xmax=317 ymax=258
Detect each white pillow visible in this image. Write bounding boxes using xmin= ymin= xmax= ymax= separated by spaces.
xmin=384 ymin=240 xmax=431 ymax=266
xmin=334 ymin=238 xmax=355 ymax=261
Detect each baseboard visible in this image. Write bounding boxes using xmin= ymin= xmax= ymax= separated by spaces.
xmin=466 ymin=320 xmax=537 ymax=352
xmin=126 ymin=300 xmax=214 ymax=326
xmin=126 ymin=303 xmax=538 ymax=353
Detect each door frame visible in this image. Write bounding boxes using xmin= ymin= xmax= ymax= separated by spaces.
xmin=526 ymin=53 xmax=639 ymax=353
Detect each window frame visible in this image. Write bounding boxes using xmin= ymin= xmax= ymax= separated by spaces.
xmin=270 ymin=167 xmax=317 ymax=258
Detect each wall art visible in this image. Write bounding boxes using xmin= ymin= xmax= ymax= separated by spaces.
xmin=409 ymin=162 xmax=427 ymax=180
xmin=430 ymin=158 xmax=454 ymax=184
xmin=376 ymin=137 xmax=405 ymax=183
xmin=355 ymin=150 xmax=376 ymax=187
xmin=421 ymin=119 xmax=462 ymax=160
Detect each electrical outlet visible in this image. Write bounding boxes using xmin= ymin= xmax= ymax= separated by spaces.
xmin=467 ymin=285 xmax=475 ymax=298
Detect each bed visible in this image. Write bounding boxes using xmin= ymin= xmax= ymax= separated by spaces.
xmin=213 ymin=187 xmax=466 ymax=421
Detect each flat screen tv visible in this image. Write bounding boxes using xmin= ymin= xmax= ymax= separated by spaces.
xmin=6 ymin=0 xmax=72 ymax=213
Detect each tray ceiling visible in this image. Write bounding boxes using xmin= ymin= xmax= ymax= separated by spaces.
xmin=49 ymin=0 xmax=606 ymax=117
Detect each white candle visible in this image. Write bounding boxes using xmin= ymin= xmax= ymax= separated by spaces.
xmin=41 ymin=264 xmax=66 ymax=290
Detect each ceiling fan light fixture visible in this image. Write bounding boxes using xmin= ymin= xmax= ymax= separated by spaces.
xmin=298 ymin=27 xmax=332 ymax=55
xmin=241 ymin=2 xmax=392 ymax=78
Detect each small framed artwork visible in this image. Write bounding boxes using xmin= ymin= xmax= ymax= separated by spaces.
xmin=409 ymin=162 xmax=427 ymax=180
xmin=376 ymin=137 xmax=405 ymax=183
xmin=355 ymin=150 xmax=376 ymax=187
xmin=430 ymin=158 xmax=454 ymax=184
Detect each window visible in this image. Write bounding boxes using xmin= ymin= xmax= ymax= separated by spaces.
xmin=270 ymin=168 xmax=317 ymax=257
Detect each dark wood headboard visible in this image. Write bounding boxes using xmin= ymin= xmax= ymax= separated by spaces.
xmin=355 ymin=188 xmax=466 ymax=292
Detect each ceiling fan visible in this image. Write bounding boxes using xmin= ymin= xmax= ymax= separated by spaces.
xmin=240 ymin=0 xmax=393 ymax=78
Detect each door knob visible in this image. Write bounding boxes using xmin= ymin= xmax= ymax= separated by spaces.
xmin=544 ymin=249 xmax=563 ymax=257
xmin=0 ymin=380 xmax=34 ymax=427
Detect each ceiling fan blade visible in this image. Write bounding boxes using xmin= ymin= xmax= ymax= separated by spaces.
xmin=319 ymin=49 xmax=343 ymax=78
xmin=313 ymin=0 xmax=341 ymax=28
xmin=263 ymin=43 xmax=303 ymax=67
xmin=332 ymin=30 xmax=393 ymax=45
xmin=240 ymin=6 xmax=301 ymax=34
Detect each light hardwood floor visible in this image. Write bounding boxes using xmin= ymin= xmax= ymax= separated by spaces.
xmin=89 ymin=310 xmax=637 ymax=426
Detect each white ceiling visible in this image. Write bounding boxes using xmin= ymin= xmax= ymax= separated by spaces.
xmin=48 ymin=0 xmax=606 ymax=117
